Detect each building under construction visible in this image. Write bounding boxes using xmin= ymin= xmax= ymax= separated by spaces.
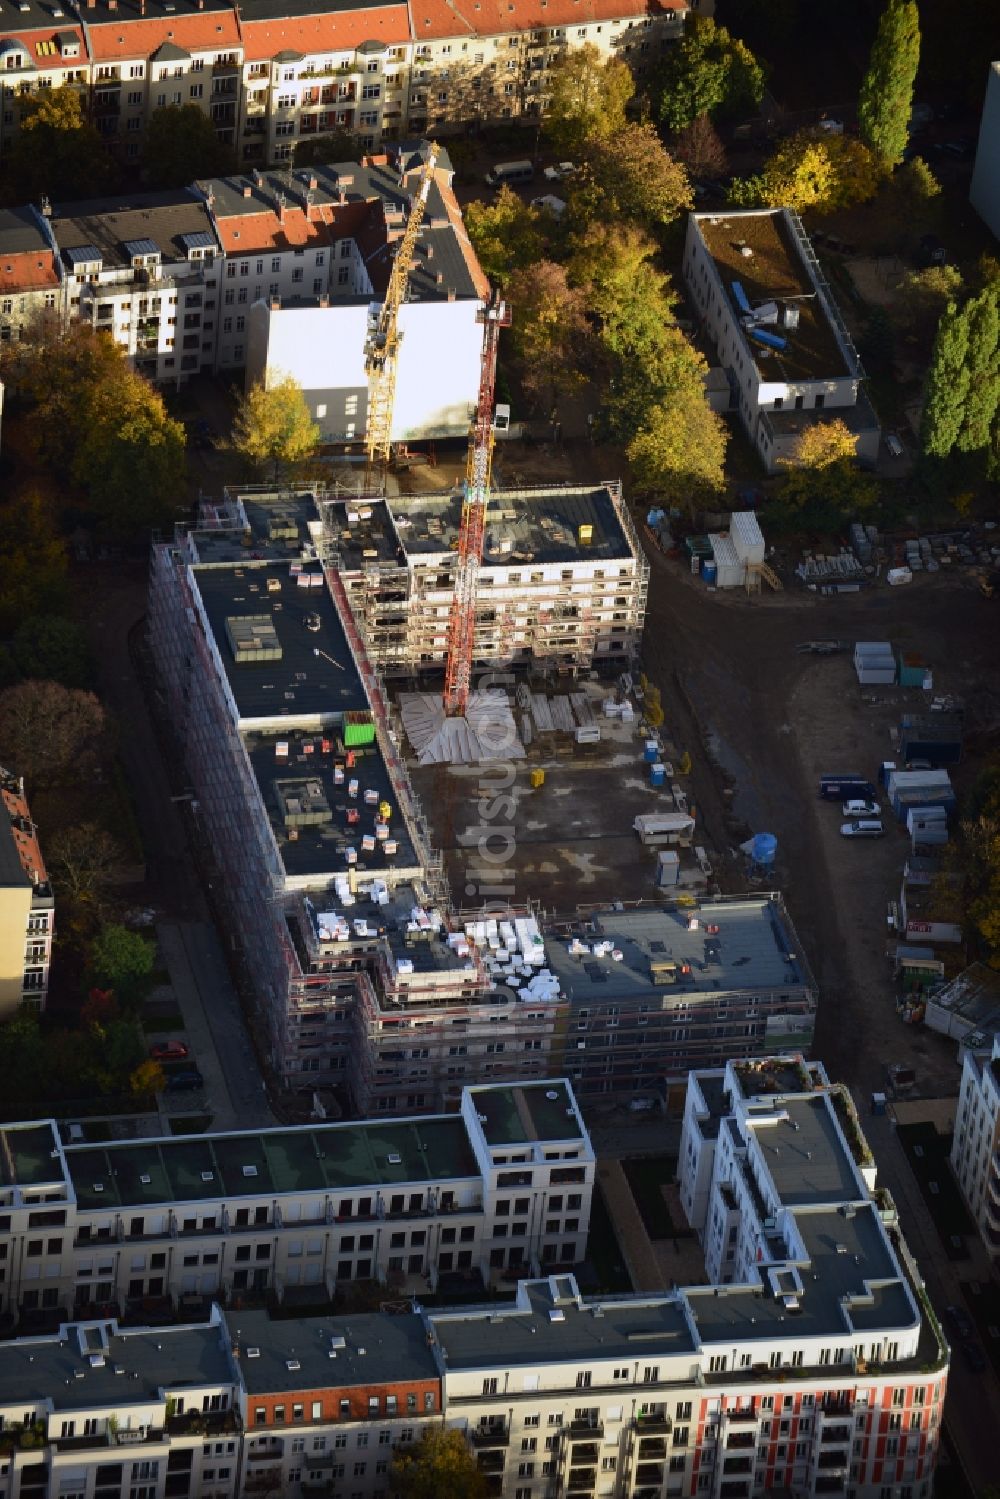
xmin=148 ymin=487 xmax=815 ymax=1111
xmin=324 ymin=482 xmax=649 ymax=677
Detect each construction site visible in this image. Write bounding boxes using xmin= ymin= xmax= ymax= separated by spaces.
xmin=147 ymin=145 xmax=816 ymax=1115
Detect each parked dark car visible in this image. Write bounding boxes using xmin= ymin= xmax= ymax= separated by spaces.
xmin=945 ymin=1305 xmax=973 ymax=1339
xmin=165 ymin=1069 xmax=204 ymax=1093
xmin=960 ymin=1340 xmax=987 ymax=1373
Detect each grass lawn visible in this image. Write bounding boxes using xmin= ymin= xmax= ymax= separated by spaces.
xmin=897 ymin=1121 xmax=974 ymax=1258
xmin=585 ymin=1182 xmax=633 ymax=1294
xmin=622 ymin=1154 xmax=682 ymax=1241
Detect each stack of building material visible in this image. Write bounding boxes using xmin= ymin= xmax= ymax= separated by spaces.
xmin=855 ymin=641 xmax=896 ymax=684
xmin=795 ymin=550 xmax=865 ymax=584
xmin=899 ymin=714 xmax=963 ymax=766
xmin=850 ymin=522 xmax=873 ymax=566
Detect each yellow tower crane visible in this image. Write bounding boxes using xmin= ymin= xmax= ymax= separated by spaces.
xmin=363 ymin=142 xmax=440 ymax=472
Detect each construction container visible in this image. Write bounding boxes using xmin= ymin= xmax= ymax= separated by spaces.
xmin=650 ymin=762 xmax=666 ymax=787
xmin=871 ymin=1092 xmax=887 ymax=1115
xmin=530 ymin=768 xmax=545 ymax=789
xmin=709 ymin=532 xmax=745 ymax=589
xmin=344 ymin=711 xmax=376 ymax=748
xmin=897 ymin=652 xmax=930 ymax=688
xmin=730 ymin=510 xmax=765 ymax=565
xmin=655 ymin=850 xmax=681 ymax=887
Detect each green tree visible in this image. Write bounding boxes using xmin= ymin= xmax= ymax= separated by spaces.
xmin=130 ymin=1058 xmax=166 ymax=1098
xmin=5 ymin=85 xmax=113 ymax=203
xmin=391 ymin=1428 xmax=487 ymax=1499
xmin=895 ymin=264 xmax=964 ymax=349
xmin=231 ymin=376 xmax=321 ymax=472
xmin=627 ymin=385 xmax=728 ymax=510
xmin=89 ymin=924 xmax=156 ymax=1008
xmin=730 ymin=129 xmax=882 ymax=213
xmin=656 ymin=16 xmax=766 ymax=133
xmin=14 ymin=324 xmax=186 ymax=535
xmin=956 ymin=286 xmax=1000 ymax=456
xmin=672 ymin=113 xmax=727 ymax=180
xmin=775 ymin=419 xmax=879 ymax=527
xmin=920 ymin=300 xmax=970 ymax=459
xmin=11 ymin=616 xmax=93 ymax=689
xmin=507 ymin=261 xmax=590 ymax=408
xmin=858 ymin=0 xmax=921 ymax=167
xmin=464 ymin=188 xmax=545 ymax=285
xmin=0 ymin=490 xmax=68 ymax=637
xmin=104 ymin=1018 xmax=147 ymax=1081
xmin=543 ymin=42 xmax=634 ymax=154
xmin=875 ymin=155 xmax=942 ymax=253
xmin=49 ymin=823 xmax=126 ymax=907
xmin=571 ymin=123 xmax=692 ymax=230
xmin=0 ymin=681 xmax=106 ymax=787
xmin=294 ymin=129 xmax=358 ymax=168
xmin=143 ymin=104 xmax=237 ymax=188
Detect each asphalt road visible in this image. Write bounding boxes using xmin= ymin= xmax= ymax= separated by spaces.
xmin=88 ymin=565 xmax=275 ymax=1131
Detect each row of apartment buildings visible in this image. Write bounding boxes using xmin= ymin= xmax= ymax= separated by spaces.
xmin=0 ymin=1057 xmax=948 ymax=1499
xmin=0 ymin=0 xmax=691 ymax=169
xmin=147 ymin=485 xmax=816 ymax=1106
xmin=0 ymin=142 xmax=491 ymax=442
xmin=0 ymin=767 xmax=54 ymax=1016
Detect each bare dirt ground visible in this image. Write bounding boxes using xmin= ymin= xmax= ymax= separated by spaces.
xmin=641 ymin=556 xmax=998 ymax=1105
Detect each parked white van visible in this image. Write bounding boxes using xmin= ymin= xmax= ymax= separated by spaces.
xmin=486 ymin=160 xmax=534 ymax=188
xmin=841 ymin=818 xmax=885 ymax=838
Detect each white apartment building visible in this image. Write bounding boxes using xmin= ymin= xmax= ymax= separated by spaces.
xmin=0 ymin=1307 xmax=242 ymax=1499
xmin=950 ymin=1031 xmax=1000 ymax=1258
xmin=40 ymin=189 xmax=222 ymax=383
xmin=423 ymin=1056 xmax=947 ymax=1499
xmin=971 ymin=61 xmax=1000 ymax=241
xmin=0 ymin=209 xmax=60 ymax=347
xmin=0 ymin=767 xmax=55 ymax=1017
xmin=683 ymin=208 xmax=881 ymax=472
xmin=0 ymin=1082 xmax=594 ymax=1326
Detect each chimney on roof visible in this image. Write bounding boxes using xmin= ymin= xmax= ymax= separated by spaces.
xmin=318 ymin=294 xmax=329 ymax=308
xmin=434 ymin=271 xmax=444 ymax=285
xmin=197 ymin=0 xmax=204 ymax=7
xmin=107 ymin=0 xmax=116 ymax=9
xmin=447 ymin=289 xmax=455 ymax=302
xmin=277 ymin=192 xmax=286 ymax=225
xmin=242 ymin=184 xmax=252 ymax=199
xmin=139 ymin=0 xmax=145 ymax=14
xmin=270 ymin=297 xmax=280 ymax=311
xmin=308 ymin=175 xmax=318 ymax=192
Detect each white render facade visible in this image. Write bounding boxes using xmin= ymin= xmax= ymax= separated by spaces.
xmin=683 ymin=208 xmax=879 ymax=474
xmin=950 ymin=1033 xmax=1000 ymax=1258
xmin=0 ymin=1083 xmax=595 ymax=1327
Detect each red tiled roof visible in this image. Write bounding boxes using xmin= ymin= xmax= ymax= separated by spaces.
xmin=241 ymin=8 xmax=411 ymax=62
xmin=3 ymin=27 xmax=88 ymax=69
xmin=87 ymin=11 xmax=241 ymax=61
xmin=216 ymin=207 xmax=331 ymax=254
xmin=409 ymin=0 xmax=684 ymax=39
xmin=0 ymin=250 xmax=60 ymax=292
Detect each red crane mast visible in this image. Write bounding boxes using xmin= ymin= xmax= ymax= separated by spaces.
xmin=442 ymin=291 xmax=511 ymax=717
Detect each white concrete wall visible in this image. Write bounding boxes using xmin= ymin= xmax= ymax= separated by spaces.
xmin=248 ymin=296 xmax=483 ymax=441
xmin=971 ymin=62 xmax=1000 ymax=240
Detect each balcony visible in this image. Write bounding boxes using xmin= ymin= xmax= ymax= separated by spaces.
xmin=634 ymin=1416 xmax=672 ymax=1435
xmin=726 ymin=1432 xmax=756 ymax=1450
xmin=244 ymin=1472 xmax=283 ymax=1493
xmin=570 ymin=1441 xmax=599 ymax=1464
xmin=635 ymin=1462 xmax=665 ymax=1485
xmin=248 ymin=1446 xmax=285 ymax=1463
xmin=725 ymin=1407 xmax=757 ymax=1423
xmin=476 ymin=1450 xmax=504 ymax=1473
xmin=470 ymin=1425 xmax=510 ymax=1448
xmin=821 ymin=1425 xmax=851 ymax=1445
xmin=567 ymin=1467 xmax=596 ymax=1493
xmin=817 ymin=1451 xmax=848 ymax=1471
xmin=568 ymin=1421 xmax=603 ymax=1442
xmin=722 ymin=1455 xmax=753 ymax=1475
xmin=638 ymin=1437 xmax=667 ymax=1459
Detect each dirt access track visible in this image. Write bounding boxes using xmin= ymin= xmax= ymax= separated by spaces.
xmin=641 ymin=557 xmax=997 ymax=1103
